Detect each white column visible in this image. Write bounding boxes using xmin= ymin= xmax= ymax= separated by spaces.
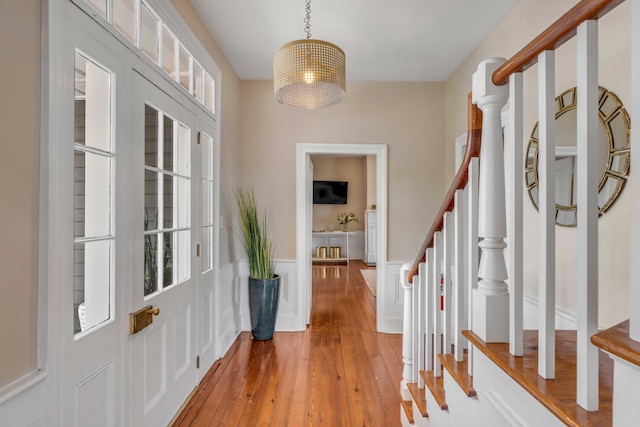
xmin=467 ymin=157 xmax=480 ymax=375
xmin=472 ymin=58 xmax=509 ymax=343
xmin=538 ymin=50 xmax=556 ymax=379
xmin=629 ymin=0 xmax=640 ymax=342
xmin=576 ymin=20 xmax=599 ymax=411
xmin=454 ymin=189 xmax=467 ymax=361
xmin=400 ymin=263 xmax=413 ymax=400
xmin=507 ymin=72 xmax=524 ymax=357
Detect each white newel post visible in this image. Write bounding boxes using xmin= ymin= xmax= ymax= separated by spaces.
xmin=472 ymin=58 xmax=510 ymax=343
xmin=401 ymin=263 xmax=413 ymax=400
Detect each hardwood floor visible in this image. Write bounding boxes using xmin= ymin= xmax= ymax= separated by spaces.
xmin=172 ymin=260 xmax=403 ymax=426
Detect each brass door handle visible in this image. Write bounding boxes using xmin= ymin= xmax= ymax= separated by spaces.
xmin=130 ymin=305 xmax=160 ymax=334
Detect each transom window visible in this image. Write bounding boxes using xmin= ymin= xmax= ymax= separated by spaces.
xmin=82 ymin=0 xmax=216 ymax=114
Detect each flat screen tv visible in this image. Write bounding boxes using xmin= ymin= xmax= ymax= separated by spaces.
xmin=313 ymin=180 xmax=348 ymax=204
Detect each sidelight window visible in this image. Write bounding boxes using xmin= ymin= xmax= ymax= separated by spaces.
xmin=73 ymin=52 xmax=115 ymax=336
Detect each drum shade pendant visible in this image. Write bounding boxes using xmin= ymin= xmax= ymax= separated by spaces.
xmin=273 ymin=0 xmax=346 ymax=110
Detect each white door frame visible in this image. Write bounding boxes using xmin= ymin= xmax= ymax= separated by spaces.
xmin=296 ymin=143 xmax=388 ymax=332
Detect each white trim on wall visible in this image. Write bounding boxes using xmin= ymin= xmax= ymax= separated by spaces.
xmin=296 ymin=143 xmax=389 ymax=332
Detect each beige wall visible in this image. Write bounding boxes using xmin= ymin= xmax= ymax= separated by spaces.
xmin=238 ymin=81 xmax=446 ymax=262
xmin=170 ymin=0 xmax=242 ymax=267
xmin=444 ymin=0 xmax=632 ymax=327
xmin=0 ymin=0 xmax=40 ymax=388
xmin=310 ymin=156 xmax=366 ymax=232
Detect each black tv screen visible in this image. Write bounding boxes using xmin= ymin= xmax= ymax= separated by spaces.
xmin=313 ymin=181 xmax=348 ymax=204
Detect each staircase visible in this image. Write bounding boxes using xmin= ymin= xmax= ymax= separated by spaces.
xmin=400 ymin=0 xmax=640 ymax=425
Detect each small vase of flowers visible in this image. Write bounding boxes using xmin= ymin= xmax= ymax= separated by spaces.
xmin=337 ymin=212 xmax=360 ymax=232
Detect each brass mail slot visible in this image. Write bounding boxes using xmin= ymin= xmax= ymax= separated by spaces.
xmin=129 ymin=305 xmax=160 ymax=334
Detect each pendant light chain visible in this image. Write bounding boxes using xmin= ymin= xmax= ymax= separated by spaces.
xmin=304 ymin=0 xmax=312 ymax=39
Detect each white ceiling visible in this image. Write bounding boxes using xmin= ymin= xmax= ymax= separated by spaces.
xmin=188 ymin=0 xmax=520 ymax=82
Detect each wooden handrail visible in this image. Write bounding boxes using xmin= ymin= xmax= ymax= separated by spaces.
xmin=408 ymin=93 xmax=482 ymax=282
xmin=492 ymin=0 xmax=624 ymax=86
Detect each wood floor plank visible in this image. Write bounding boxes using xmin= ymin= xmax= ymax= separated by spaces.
xmin=172 ymin=261 xmax=402 ymax=427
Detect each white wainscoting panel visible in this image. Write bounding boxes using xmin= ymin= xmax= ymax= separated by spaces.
xmin=0 ymin=372 xmax=47 ymax=427
xmin=385 ymin=262 xmax=405 ymax=333
xmin=238 ymin=260 xmax=298 ymax=333
xmin=218 ymin=262 xmax=241 ymax=357
xmin=523 ymin=294 xmax=578 ymax=330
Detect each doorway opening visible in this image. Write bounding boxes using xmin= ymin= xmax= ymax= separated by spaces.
xmin=296 ymin=143 xmax=388 ymax=332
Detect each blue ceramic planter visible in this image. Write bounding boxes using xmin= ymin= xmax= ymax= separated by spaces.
xmin=248 ymin=275 xmax=280 ymax=340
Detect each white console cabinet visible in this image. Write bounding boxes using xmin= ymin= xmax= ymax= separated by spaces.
xmin=363 ymin=210 xmax=376 ymax=265
xmin=312 ymin=231 xmax=364 ymax=263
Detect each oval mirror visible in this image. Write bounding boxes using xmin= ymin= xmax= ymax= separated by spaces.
xmin=524 ymin=87 xmax=631 ymax=226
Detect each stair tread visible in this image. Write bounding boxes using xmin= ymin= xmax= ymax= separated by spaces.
xmin=420 ymin=370 xmax=448 ymax=410
xmin=400 ymin=398 xmax=415 ymax=424
xmin=407 ymin=382 xmax=428 ymax=417
xmin=592 ymin=320 xmax=640 ymax=368
xmin=463 ymin=329 xmax=613 ymax=427
xmin=439 ymin=354 xmax=476 ymax=397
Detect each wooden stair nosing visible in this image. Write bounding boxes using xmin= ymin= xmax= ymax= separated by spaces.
xmin=438 ymin=353 xmax=476 ymax=398
xmin=592 ymin=319 xmax=640 ymax=368
xmin=406 ymin=382 xmax=428 ymax=418
xmin=463 ymin=329 xmax=613 ymax=427
xmin=420 ymin=370 xmax=448 ymax=410
xmin=400 ymin=398 xmax=415 ymax=425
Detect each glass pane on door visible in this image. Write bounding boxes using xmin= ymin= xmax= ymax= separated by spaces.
xmin=143 ymin=104 xmax=191 ymax=297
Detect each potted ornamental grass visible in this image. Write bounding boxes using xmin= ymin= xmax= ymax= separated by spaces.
xmin=234 ymin=188 xmax=279 ymax=340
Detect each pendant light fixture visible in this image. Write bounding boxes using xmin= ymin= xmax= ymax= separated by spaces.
xmin=273 ymin=0 xmax=346 ymax=109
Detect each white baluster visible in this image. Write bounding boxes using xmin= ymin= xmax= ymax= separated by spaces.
xmin=507 ymin=72 xmax=524 ymax=357
xmin=426 ymin=247 xmax=435 ymax=372
xmin=433 ymin=231 xmax=443 ymax=377
xmin=538 ymin=50 xmax=556 ymax=379
xmin=400 ymin=263 xmax=413 ymax=400
xmin=467 ymin=157 xmax=480 ymax=376
xmin=576 ymin=20 xmax=599 ymax=411
xmin=454 ymin=189 xmax=467 ymax=361
xmin=472 ymin=58 xmax=509 ymax=343
xmin=417 ymin=261 xmax=427 ymax=388
xmin=412 ymin=264 xmax=420 ymax=384
xmin=443 ymin=212 xmax=453 ymax=355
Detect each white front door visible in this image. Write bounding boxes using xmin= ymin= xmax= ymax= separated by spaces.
xmin=129 ymin=73 xmax=199 ymax=426
xmin=51 ymin=3 xmax=221 ymax=425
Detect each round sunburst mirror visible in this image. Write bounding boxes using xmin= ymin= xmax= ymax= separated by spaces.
xmin=524 ymin=86 xmax=631 ymax=227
